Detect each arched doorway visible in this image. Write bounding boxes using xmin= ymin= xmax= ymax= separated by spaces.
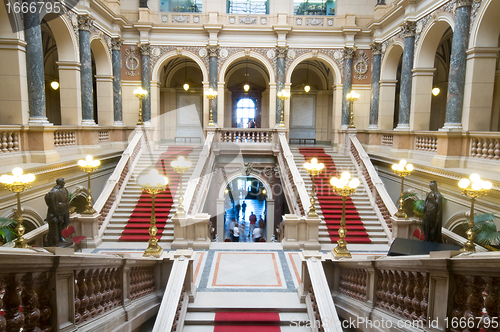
xmin=158 ymin=56 xmax=204 ymax=142
xmin=41 ymin=20 xmax=61 ymax=125
xmin=225 ymin=58 xmax=269 ymax=128
xmin=223 ymin=176 xmax=269 ymax=242
xmin=380 ymin=41 xmax=404 ymax=130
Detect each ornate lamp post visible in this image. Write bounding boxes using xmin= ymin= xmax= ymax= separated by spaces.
xmin=134 ymin=86 xmax=147 ymax=125
xmin=205 ymin=87 xmax=218 ymax=126
xmin=346 ymin=90 xmax=360 ymax=128
xmin=392 ymin=159 xmax=414 ymax=218
xmin=171 ymin=156 xmax=192 ymax=216
xmin=458 ymin=173 xmax=492 ymax=252
xmin=277 ymin=89 xmax=290 ymax=127
xmin=304 ymin=158 xmax=324 ymax=217
xmin=330 ymin=171 xmax=360 ymax=258
xmin=0 ymin=168 xmax=35 ymax=248
xmin=78 ymin=155 xmax=100 ymax=214
xmin=139 ymin=169 xmax=168 ymax=257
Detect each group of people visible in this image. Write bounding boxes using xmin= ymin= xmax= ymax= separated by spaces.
xmin=237 ymin=118 xmax=257 ymax=129
xmin=234 ymin=201 xmax=247 ymax=220
xmin=228 ymin=211 xmax=265 ymax=242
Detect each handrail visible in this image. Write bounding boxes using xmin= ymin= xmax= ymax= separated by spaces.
xmin=185 ymin=131 xmax=215 ymax=215
xmin=153 ymin=252 xmax=194 ymax=332
xmin=97 ymin=131 xmax=143 ymax=236
xmin=442 ymin=228 xmax=488 ymax=252
xmin=301 ymin=253 xmax=343 ymax=332
xmin=350 ymin=135 xmax=396 ymax=234
xmin=278 ymin=132 xmax=311 ymax=216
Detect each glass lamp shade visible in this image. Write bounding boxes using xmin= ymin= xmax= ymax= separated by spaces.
xmin=458 ymin=178 xmax=470 ymax=189
xmin=139 ymin=169 xmax=168 ymax=187
xmin=304 ymin=85 xmax=310 ymax=93
xmin=171 ymin=156 xmax=192 ymax=168
xmin=183 ymin=83 xmax=190 ymax=91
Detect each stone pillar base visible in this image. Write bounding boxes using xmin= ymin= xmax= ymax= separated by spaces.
xmin=172 ymin=214 xmax=212 ymax=249
xmin=304 ymin=216 xmax=321 ymax=250
xmin=75 ymin=212 xmax=101 ymax=248
xmin=390 ymin=216 xmax=420 ymax=240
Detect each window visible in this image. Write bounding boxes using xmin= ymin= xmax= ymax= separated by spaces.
xmin=294 ymin=0 xmax=335 ymax=16
xmin=160 ymin=0 xmax=202 ymax=12
xmin=227 ymin=0 xmax=269 ymax=14
xmin=236 ymin=98 xmax=256 ymax=128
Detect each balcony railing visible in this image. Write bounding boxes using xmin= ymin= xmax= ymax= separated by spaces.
xmin=216 ymin=128 xmax=275 ymax=143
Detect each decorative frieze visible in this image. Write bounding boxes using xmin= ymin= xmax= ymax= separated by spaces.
xmin=78 ymin=14 xmax=93 ymax=31
xmin=353 ymin=50 xmax=370 ymax=81
xmin=401 ymin=21 xmax=417 ymax=38
xmin=124 ymin=46 xmax=141 ymax=77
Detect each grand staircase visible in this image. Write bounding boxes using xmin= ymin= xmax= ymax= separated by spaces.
xmin=182 ymin=293 xmax=309 ymax=332
xmin=102 ymin=145 xmax=202 ymax=243
xmin=291 ymin=146 xmax=389 ymax=245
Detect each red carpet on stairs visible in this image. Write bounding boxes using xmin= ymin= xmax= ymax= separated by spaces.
xmin=214 ymin=312 xmax=281 ymax=332
xmin=299 ymin=147 xmax=371 ymax=244
xmin=119 ymin=146 xmax=193 ymax=242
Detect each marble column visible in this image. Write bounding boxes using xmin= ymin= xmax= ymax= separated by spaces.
xmin=78 ymin=15 xmax=95 ymax=126
xmin=442 ymin=0 xmax=473 ymax=130
xmin=396 ymin=21 xmax=416 ymax=130
xmin=276 ymin=46 xmax=287 ymax=125
xmin=139 ymin=43 xmax=151 ymax=123
xmin=377 ymin=0 xmax=386 ymax=5
xmin=208 ymin=46 xmax=218 ymax=124
xmin=341 ymin=47 xmax=355 ymax=126
xmin=111 ymin=38 xmax=123 ymax=126
xmin=24 ymin=0 xmax=49 ymax=125
xmin=369 ymin=43 xmax=382 ymax=129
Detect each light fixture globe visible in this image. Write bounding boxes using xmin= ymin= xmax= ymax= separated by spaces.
xmin=51 ymin=81 xmax=59 ymax=90
xmin=183 ymin=83 xmax=190 ymax=91
xmin=244 ymin=83 xmax=250 ymax=92
xmin=304 ymin=85 xmax=311 ymax=93
xmin=432 ymin=87 xmax=440 ymax=96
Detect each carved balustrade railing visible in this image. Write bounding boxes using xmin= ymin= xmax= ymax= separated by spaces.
xmin=327 ymin=253 xmax=500 ymax=332
xmin=0 ymin=251 xmax=165 ymax=332
xmin=470 ymin=136 xmax=500 ymax=160
xmin=350 ymin=135 xmax=395 ymax=235
xmin=185 ymin=131 xmax=215 ymax=216
xmin=381 ymin=134 xmax=393 ymax=146
xmin=97 ymin=131 xmax=143 ymax=233
xmin=217 ymin=128 xmax=275 ymax=143
xmin=277 ymin=133 xmax=309 ymax=216
xmin=98 ymin=131 xmax=110 ymax=142
xmin=54 ymin=130 xmax=77 ymax=147
xmin=415 ymin=135 xmax=438 ymax=152
xmin=0 ymin=128 xmax=21 ymax=153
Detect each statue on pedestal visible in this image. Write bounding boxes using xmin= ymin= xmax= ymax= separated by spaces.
xmin=45 ymin=178 xmax=70 ymax=246
xmin=422 ymin=181 xmax=443 ymax=243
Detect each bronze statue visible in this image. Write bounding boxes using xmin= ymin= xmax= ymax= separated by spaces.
xmin=45 ymin=178 xmax=70 ymax=246
xmin=422 ymin=181 xmax=443 ymax=243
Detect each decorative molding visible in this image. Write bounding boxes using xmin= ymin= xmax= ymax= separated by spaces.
xmin=371 ymin=43 xmax=382 ymax=55
xmin=78 ymin=14 xmax=93 ymax=31
xmin=276 ymin=46 xmax=288 ymax=58
xmin=208 ymin=45 xmax=219 ymax=57
xmin=199 ymin=48 xmax=208 ymax=58
xmin=138 ymin=43 xmax=151 ymax=56
xmin=401 ymin=21 xmax=417 ymax=38
xmin=125 ymin=46 xmax=141 ymax=76
xmin=172 ymin=15 xmax=189 ymax=23
xmin=456 ymin=0 xmax=473 ymax=8
xmin=151 ymin=47 xmax=161 ymax=57
xmin=353 ymin=50 xmax=370 ymax=80
xmin=111 ymin=38 xmax=122 ymax=51
xmin=344 ymin=47 xmax=355 ymax=59
xmin=266 ymin=49 xmax=276 ymax=59
xmin=239 ymin=16 xmax=257 ymax=25
xmin=220 ymin=49 xmax=229 ymax=58
xmin=306 ymin=18 xmax=324 ymax=26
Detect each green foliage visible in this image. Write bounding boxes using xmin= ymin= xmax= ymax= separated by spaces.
xmin=462 ymin=213 xmax=500 ymax=246
xmin=0 ymin=217 xmax=18 ymax=244
xmin=413 ymin=199 xmax=425 ymax=217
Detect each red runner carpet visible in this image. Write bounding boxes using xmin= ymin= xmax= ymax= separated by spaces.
xmin=214 ymin=312 xmax=281 ymax=332
xmin=119 ymin=146 xmax=193 ymax=242
xmin=299 ymin=147 xmax=371 ymax=244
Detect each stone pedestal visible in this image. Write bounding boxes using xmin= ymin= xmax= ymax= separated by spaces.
xmin=390 ymin=216 xmax=420 ymax=240
xmin=304 ymin=216 xmax=321 ymax=250
xmin=77 ymin=212 xmax=101 ymax=248
xmin=281 ymin=214 xmax=321 ymax=250
xmin=281 ymin=214 xmax=301 ymax=250
xmin=27 ymin=126 xmax=60 ymax=163
xmin=389 ymin=131 xmax=412 ymax=159
xmin=431 ymin=131 xmax=463 ymax=168
xmin=172 ymin=214 xmax=212 ymax=249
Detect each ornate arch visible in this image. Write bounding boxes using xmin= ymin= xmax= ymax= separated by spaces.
xmin=470 ymin=0 xmax=500 ymax=48
xmin=224 ymin=62 xmax=270 ymax=86
xmin=90 ymin=35 xmax=112 ymax=76
xmin=152 ymin=50 xmax=208 ymax=83
xmin=414 ymin=12 xmax=455 ymax=68
xmin=218 ymin=170 xmax=274 ymax=200
xmin=45 ymin=14 xmax=79 ymax=62
xmin=380 ymin=39 xmax=405 ymax=80
xmin=3 ymin=206 xmax=46 ymax=230
xmin=219 ymin=51 xmax=275 ymax=84
xmin=285 ymin=52 xmax=342 ymax=85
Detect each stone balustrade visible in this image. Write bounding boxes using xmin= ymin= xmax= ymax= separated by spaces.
xmin=217 ymin=128 xmax=274 ymax=143
xmin=381 ymin=134 xmax=393 ymax=146
xmin=415 ymin=135 xmax=438 ymax=152
xmin=326 ymin=252 xmax=500 ymax=332
xmin=0 ymin=250 xmax=167 ymax=332
xmin=0 ymin=130 xmax=20 ymax=153
xmin=470 ymin=136 xmax=500 ymax=159
xmin=98 ymin=130 xmax=110 ymax=142
xmin=54 ymin=130 xmax=77 ymax=147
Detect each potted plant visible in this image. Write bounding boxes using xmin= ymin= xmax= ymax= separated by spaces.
xmin=463 ymin=213 xmax=500 ymax=250
xmin=0 ymin=217 xmax=18 ymax=245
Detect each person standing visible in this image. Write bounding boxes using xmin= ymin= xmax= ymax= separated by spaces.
xmin=233 ymin=222 xmax=240 ymax=242
xmin=249 ymin=212 xmax=257 ymax=240
xmin=252 ymin=225 xmax=262 ymax=242
xmin=235 ymin=202 xmax=241 ymax=221
xmin=241 ymin=201 xmax=247 ymax=220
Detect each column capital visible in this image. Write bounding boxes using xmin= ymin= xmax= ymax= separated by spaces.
xmin=456 ymin=0 xmax=473 ymax=8
xmin=111 ymin=38 xmax=123 ymax=51
xmin=78 ymin=14 xmax=93 ymax=31
xmin=401 ymin=21 xmax=417 ymax=38
xmin=344 ymin=47 xmax=356 ymax=59
xmin=276 ymin=46 xmax=288 ymax=58
xmin=207 ymin=45 xmax=219 ymax=57
xmin=371 ymin=43 xmax=382 ymax=55
xmin=138 ymin=43 xmax=150 ymax=55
